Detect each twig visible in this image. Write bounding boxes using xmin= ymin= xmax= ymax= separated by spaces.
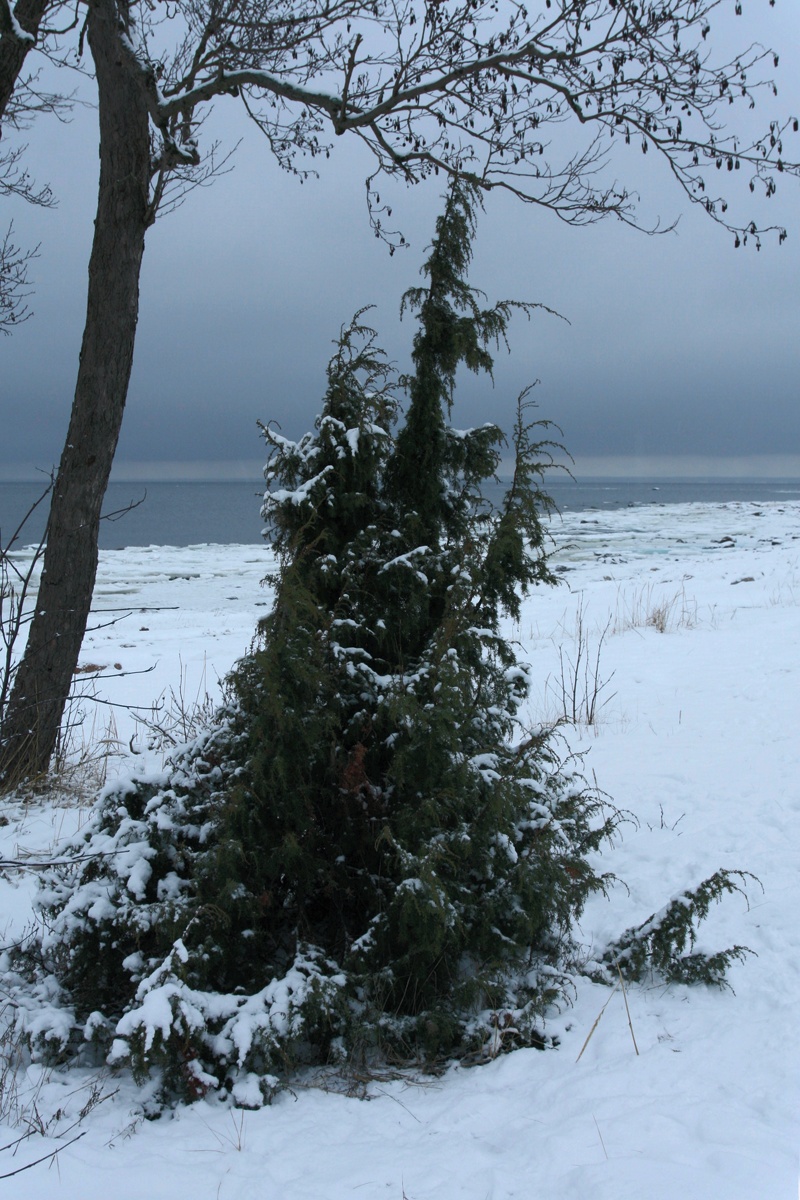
xmin=0 ymin=1128 xmax=36 ymax=1155
xmin=0 ymin=1130 xmax=86 ymax=1180
xmin=71 ymin=663 xmax=157 ymax=683
xmin=89 ymin=606 xmax=180 ymax=613
xmin=592 ymin=1114 xmax=609 ymax=1160
xmin=100 ymin=493 xmax=146 ymax=523
xmin=575 ymin=984 xmax=619 ymax=1063
xmin=0 ymin=847 xmax=142 ymax=871
xmin=616 ymin=963 xmax=639 ymax=1056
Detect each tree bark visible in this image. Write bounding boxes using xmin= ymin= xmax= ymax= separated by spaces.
xmin=0 ymin=0 xmax=151 ymax=782
xmin=0 ymin=0 xmax=49 ymax=122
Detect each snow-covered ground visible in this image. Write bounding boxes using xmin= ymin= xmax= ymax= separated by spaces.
xmin=1 ymin=499 xmax=798 ymax=1198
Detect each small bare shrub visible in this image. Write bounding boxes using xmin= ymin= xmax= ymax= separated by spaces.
xmin=0 ymin=1005 xmax=28 ymax=1128
xmin=131 ymin=657 xmax=219 ymax=758
xmin=0 ymin=1005 xmax=116 ymax=1181
xmin=545 ymin=599 xmax=616 ymax=727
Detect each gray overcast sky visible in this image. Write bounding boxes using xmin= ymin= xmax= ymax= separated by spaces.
xmin=2 ymin=2 xmax=800 ymax=481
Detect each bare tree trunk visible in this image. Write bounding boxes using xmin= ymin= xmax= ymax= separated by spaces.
xmin=0 ymin=0 xmax=150 ymax=783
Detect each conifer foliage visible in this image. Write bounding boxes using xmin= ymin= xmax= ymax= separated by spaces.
xmin=9 ymin=184 xmax=626 ymax=1101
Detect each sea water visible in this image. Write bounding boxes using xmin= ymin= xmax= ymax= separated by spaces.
xmin=1 ymin=477 xmax=799 ymax=550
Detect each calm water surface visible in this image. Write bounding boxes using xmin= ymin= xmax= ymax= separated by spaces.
xmin=2 ymin=478 xmax=799 ymax=549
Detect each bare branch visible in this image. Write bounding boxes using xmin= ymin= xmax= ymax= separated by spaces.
xmin=0 ymin=222 xmax=37 ymax=332
xmin=124 ymin=0 xmax=800 ymax=243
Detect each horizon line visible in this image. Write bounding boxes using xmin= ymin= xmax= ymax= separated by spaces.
xmin=1 ymin=453 xmax=799 ymax=483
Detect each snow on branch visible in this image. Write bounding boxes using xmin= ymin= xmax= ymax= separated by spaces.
xmin=0 ymin=0 xmax=36 ymax=45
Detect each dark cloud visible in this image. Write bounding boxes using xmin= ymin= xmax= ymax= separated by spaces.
xmin=3 ymin=6 xmax=800 ymax=479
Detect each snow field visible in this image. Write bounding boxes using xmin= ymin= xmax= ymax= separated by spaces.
xmin=0 ymin=499 xmax=797 ymax=1198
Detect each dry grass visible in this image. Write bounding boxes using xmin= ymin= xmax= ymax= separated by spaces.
xmin=613 ymin=582 xmax=697 ymax=635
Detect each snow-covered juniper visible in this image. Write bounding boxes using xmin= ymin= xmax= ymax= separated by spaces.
xmin=5 ymin=181 xmax=750 ymax=1104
